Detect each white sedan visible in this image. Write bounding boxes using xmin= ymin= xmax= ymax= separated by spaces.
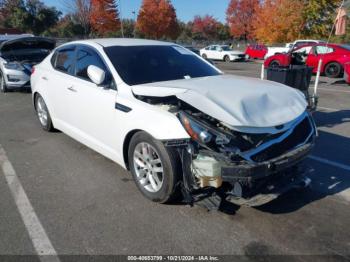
xmin=200 ymin=45 xmax=247 ymax=62
xmin=31 ymin=39 xmax=316 ymax=207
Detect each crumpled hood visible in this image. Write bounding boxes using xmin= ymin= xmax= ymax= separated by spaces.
xmin=132 ymin=74 xmax=307 ymax=128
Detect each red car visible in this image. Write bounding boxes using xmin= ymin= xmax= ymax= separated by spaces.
xmin=264 ymin=43 xmax=350 ymax=78
xmin=245 ymin=44 xmax=268 ymax=59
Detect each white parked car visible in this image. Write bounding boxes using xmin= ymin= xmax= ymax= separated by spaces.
xmin=31 ymin=39 xmax=316 ymax=207
xmin=200 ymin=45 xmax=247 ymax=62
xmin=265 ymin=39 xmax=325 ymax=59
xmin=0 ymin=36 xmax=55 ymax=92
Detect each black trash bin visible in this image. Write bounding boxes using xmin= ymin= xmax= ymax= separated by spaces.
xmin=266 ymin=65 xmax=316 ymax=110
xmin=266 ymin=65 xmax=313 ymax=91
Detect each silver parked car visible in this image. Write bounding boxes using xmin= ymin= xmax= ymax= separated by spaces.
xmin=0 ymin=36 xmax=55 ymax=92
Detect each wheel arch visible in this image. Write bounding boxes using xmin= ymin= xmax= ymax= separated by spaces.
xmin=33 ymin=91 xmax=40 ymax=110
xmin=123 ymin=129 xmax=142 ymax=170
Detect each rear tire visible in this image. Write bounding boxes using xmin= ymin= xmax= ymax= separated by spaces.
xmin=0 ymin=71 xmax=8 ymax=93
xmin=35 ymin=94 xmax=55 ymax=132
xmin=128 ymin=131 xmax=181 ymax=203
xmin=325 ymin=62 xmax=343 ymax=78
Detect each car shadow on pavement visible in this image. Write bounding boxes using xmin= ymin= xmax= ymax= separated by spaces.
xmin=313 ymin=110 xmax=350 ymax=128
xmin=256 ymin=128 xmax=350 ymax=214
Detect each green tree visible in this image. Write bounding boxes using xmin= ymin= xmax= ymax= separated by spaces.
xmin=0 ymin=0 xmax=60 ymax=35
xmin=217 ymin=23 xmax=231 ymax=40
xmin=120 ymin=19 xmax=136 ymax=38
xmin=302 ymin=0 xmax=340 ymax=38
xmin=46 ymin=14 xmax=85 ymax=38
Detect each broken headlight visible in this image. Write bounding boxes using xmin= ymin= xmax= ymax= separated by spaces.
xmin=178 ymin=111 xmax=230 ymax=146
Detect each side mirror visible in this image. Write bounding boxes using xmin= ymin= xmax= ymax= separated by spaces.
xmin=87 ymin=65 xmax=105 ymax=85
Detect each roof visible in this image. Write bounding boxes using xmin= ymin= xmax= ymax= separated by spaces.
xmin=70 ymin=38 xmax=174 ymax=47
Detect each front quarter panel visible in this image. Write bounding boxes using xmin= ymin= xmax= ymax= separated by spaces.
xmin=116 ymin=95 xmax=190 ymax=142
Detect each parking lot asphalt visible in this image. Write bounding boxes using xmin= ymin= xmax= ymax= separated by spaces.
xmin=0 ymin=61 xmax=349 ymax=261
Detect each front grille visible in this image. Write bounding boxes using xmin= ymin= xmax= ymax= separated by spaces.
xmin=251 ymin=116 xmax=313 ymax=162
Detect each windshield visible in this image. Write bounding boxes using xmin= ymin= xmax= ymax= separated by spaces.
xmin=221 ymin=46 xmax=231 ymax=51
xmin=104 ymin=45 xmax=220 ymax=85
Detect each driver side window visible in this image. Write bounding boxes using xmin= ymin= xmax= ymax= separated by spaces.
xmin=75 ymin=48 xmax=106 ymax=81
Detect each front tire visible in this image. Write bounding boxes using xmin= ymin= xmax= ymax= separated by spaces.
xmin=202 ymin=53 xmax=207 ymax=59
xmin=35 ymin=94 xmax=55 ymax=132
xmin=0 ymin=71 xmax=8 ymax=93
xmin=325 ymin=62 xmax=343 ymax=78
xmin=224 ymin=55 xmax=231 ymax=63
xmin=128 ymin=131 xmax=181 ymax=203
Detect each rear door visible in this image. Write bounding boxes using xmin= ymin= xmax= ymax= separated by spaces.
xmin=46 ymin=46 xmax=77 ymax=125
xmin=207 ymin=45 xmax=217 ymax=59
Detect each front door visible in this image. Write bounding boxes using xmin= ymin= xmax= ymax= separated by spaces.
xmin=67 ymin=46 xmax=121 ymax=160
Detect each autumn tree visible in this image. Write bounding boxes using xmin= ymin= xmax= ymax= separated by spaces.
xmin=191 ymin=15 xmax=220 ymax=40
xmin=253 ymin=0 xmax=304 ymax=44
xmin=226 ymin=0 xmax=259 ymax=42
xmin=136 ymin=0 xmax=179 ymax=39
xmin=90 ymin=0 xmax=120 ymax=36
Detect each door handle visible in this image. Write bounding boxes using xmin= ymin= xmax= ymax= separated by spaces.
xmin=67 ymin=86 xmax=77 ymax=92
xmin=42 ymin=76 xmax=48 ymax=81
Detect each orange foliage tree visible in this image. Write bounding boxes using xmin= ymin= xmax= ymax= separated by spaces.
xmin=191 ymin=15 xmax=220 ymax=40
xmin=136 ymin=0 xmax=179 ymax=39
xmin=90 ymin=0 xmax=120 ymax=36
xmin=253 ymin=0 xmax=304 ymax=44
xmin=226 ymin=0 xmax=259 ymax=41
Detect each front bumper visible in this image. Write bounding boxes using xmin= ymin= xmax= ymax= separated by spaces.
xmin=180 ymin=142 xmax=314 ymax=207
xmin=230 ymin=54 xmax=247 ymax=61
xmin=221 ymin=142 xmax=313 ymax=182
xmin=2 ymin=68 xmax=30 ymax=89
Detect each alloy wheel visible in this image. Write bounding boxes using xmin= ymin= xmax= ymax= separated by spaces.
xmin=36 ymin=96 xmax=48 ymax=127
xmin=326 ymin=64 xmax=340 ymax=78
xmin=133 ymin=142 xmax=164 ymax=193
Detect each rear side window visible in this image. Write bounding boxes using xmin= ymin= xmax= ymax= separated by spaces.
xmin=315 ymin=46 xmax=334 ymax=55
xmin=55 ymin=49 xmax=75 ymax=75
xmin=75 ymin=48 xmax=106 ymax=81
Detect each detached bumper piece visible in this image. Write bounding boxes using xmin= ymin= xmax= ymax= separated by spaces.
xmin=225 ymin=166 xmax=312 ymax=207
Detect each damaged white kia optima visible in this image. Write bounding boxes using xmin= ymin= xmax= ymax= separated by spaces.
xmin=31 ymin=39 xmax=317 ymax=207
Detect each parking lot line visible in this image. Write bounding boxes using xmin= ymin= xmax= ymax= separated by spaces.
xmin=0 ymin=145 xmax=60 ymax=262
xmin=318 ymin=88 xmax=350 ymax=94
xmin=308 ymin=155 xmax=350 ymax=172
xmin=317 ymin=106 xmax=340 ymax=112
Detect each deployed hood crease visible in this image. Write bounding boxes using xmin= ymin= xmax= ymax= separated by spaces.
xmin=132 ymin=75 xmax=307 ymax=128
